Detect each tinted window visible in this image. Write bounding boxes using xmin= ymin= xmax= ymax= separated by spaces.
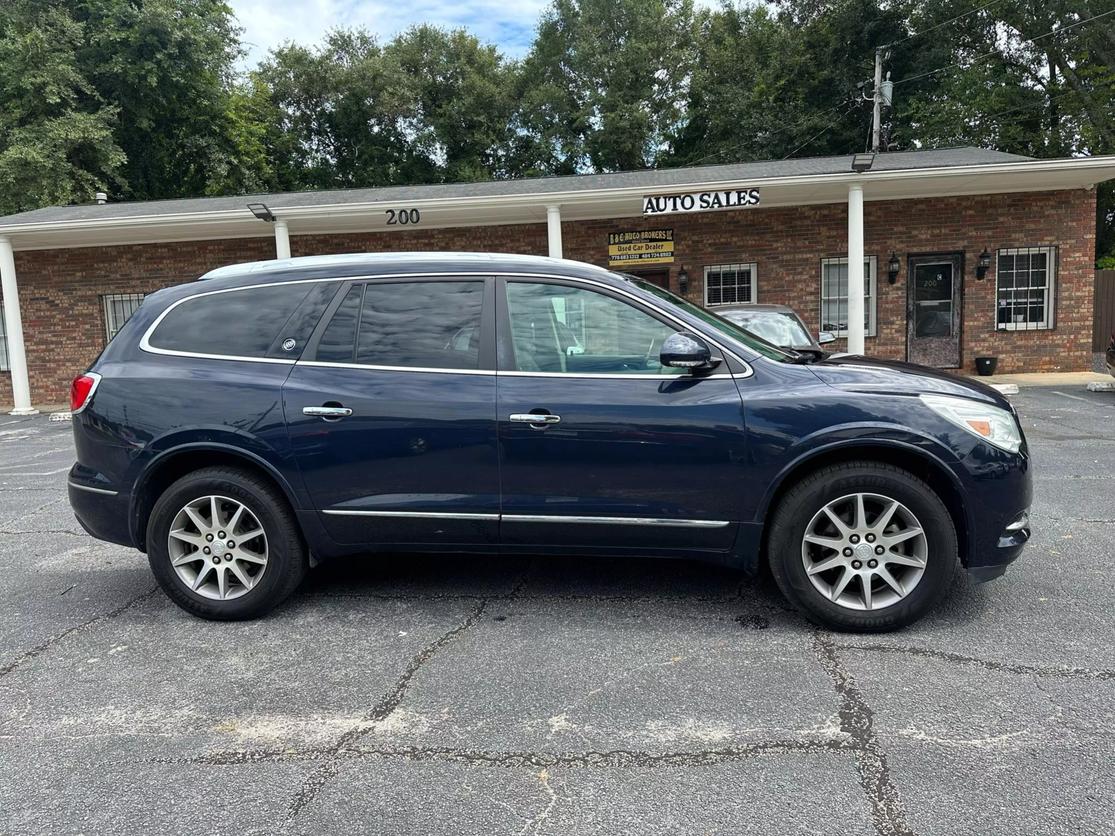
xmin=313 ymin=281 xmax=484 ymax=370
xmin=266 ymin=283 xmax=338 ymax=358
xmin=149 ymin=283 xmax=316 ymax=358
xmin=506 ymin=281 xmax=682 ymax=375
xmin=316 ymin=285 xmax=363 ymax=363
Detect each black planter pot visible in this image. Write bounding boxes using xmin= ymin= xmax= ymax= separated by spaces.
xmin=975 ymin=356 xmax=998 ymax=376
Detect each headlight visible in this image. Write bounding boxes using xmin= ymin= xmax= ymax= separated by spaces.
xmin=920 ymin=394 xmax=1022 ymax=453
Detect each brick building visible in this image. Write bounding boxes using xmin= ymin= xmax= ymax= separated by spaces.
xmin=1 ymin=147 xmax=1113 ymax=411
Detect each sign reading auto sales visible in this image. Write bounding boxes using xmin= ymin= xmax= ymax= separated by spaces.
xmin=642 ymin=188 xmax=761 ymax=215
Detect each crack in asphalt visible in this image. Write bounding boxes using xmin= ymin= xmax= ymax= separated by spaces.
xmin=281 ymin=598 xmax=490 ymax=827
xmin=813 ymin=631 xmax=914 ymax=836
xmin=154 ymin=738 xmax=849 ymax=769
xmin=0 ymin=586 xmax=160 ymax=678
xmin=836 ymin=642 xmax=1115 ymax=681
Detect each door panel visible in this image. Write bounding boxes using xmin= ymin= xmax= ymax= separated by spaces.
xmin=283 ymin=277 xmax=498 ymax=546
xmin=907 ymin=254 xmax=962 ymax=368
xmin=497 ymin=278 xmax=746 ymax=552
xmin=498 ymin=375 xmax=747 ymax=550
xmin=284 ymin=366 xmax=498 ymax=545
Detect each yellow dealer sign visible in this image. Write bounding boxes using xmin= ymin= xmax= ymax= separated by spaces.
xmin=607 ymin=229 xmax=675 ymax=266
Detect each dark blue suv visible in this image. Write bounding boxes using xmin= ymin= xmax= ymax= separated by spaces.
xmin=67 ymin=253 xmax=1031 ymax=630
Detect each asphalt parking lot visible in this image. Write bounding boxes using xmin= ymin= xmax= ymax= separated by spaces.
xmin=0 ymin=387 xmax=1112 ymax=836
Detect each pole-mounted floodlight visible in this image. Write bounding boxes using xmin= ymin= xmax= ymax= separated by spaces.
xmin=247 ymin=203 xmax=276 ymax=223
xmin=851 ymin=153 xmax=876 ymax=173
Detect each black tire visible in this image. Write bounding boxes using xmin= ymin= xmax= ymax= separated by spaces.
xmin=146 ymin=466 xmax=308 ymax=620
xmin=767 ymin=461 xmax=957 ymax=632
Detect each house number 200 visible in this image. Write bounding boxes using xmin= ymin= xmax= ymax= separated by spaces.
xmin=386 ymin=208 xmax=421 ymax=225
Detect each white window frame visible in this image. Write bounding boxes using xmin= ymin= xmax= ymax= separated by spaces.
xmin=996 ymin=247 xmax=1055 ymax=331
xmin=102 ymin=293 xmax=146 ymax=343
xmin=704 ymin=263 xmax=758 ymax=307
xmin=820 ymin=256 xmax=877 ymax=338
xmin=0 ymin=303 xmax=9 ymax=371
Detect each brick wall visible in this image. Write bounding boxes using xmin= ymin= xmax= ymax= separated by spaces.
xmin=0 ymin=187 xmax=1097 ymax=407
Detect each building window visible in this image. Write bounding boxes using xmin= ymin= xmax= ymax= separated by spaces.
xmin=996 ymin=247 xmax=1055 ymax=331
xmin=102 ymin=293 xmax=145 ymax=343
xmin=704 ymin=263 xmax=757 ymax=306
xmin=820 ymin=257 xmax=877 ymax=337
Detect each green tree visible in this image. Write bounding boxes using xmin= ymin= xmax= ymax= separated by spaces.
xmin=385 ymin=26 xmax=516 ymax=182
xmin=0 ymin=1 xmax=124 ymax=215
xmin=669 ymin=0 xmax=905 ymax=165
xmin=514 ymin=0 xmax=696 ymax=174
xmin=73 ymin=0 xmax=244 ymax=200
xmin=258 ymin=29 xmax=436 ymax=189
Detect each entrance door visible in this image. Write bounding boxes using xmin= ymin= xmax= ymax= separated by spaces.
xmin=907 ymin=254 xmax=962 ymax=368
xmin=496 ymin=277 xmax=746 ymax=554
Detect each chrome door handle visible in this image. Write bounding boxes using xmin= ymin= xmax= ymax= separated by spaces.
xmin=509 ymin=413 xmax=560 ymax=424
xmin=303 ymin=406 xmax=353 ymax=418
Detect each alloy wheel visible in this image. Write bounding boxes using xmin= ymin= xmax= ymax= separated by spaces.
xmin=800 ymin=492 xmax=927 ymax=611
xmin=167 ymin=495 xmax=268 ymax=601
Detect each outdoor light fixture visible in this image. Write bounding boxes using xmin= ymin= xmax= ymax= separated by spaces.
xmin=976 ymin=248 xmax=993 ymax=280
xmin=677 ymin=266 xmax=689 ymax=296
xmin=887 ymin=252 xmax=900 ymax=284
xmin=851 ymin=152 xmax=876 ymax=173
xmin=247 ymin=202 xmax=277 ymax=223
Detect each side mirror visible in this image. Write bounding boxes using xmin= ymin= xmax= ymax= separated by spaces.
xmin=660 ymin=332 xmax=716 ymax=371
xmin=818 ymin=331 xmax=837 ymax=345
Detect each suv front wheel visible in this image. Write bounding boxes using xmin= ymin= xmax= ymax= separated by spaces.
xmin=146 ymin=466 xmax=308 ymax=620
xmin=768 ymin=461 xmax=957 ymax=632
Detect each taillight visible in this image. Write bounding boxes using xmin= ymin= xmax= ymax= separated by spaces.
xmin=70 ymin=373 xmax=101 ymax=414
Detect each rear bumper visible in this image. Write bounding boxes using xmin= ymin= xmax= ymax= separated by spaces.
xmin=68 ymin=465 xmax=135 ymax=548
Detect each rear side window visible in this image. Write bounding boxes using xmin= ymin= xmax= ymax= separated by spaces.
xmin=313 ymin=280 xmax=484 ymax=370
xmin=147 ymin=283 xmax=330 ymax=359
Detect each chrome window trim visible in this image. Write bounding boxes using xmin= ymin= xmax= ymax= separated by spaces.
xmin=68 ymin=481 xmax=118 ymax=496
xmin=321 ymin=508 xmax=731 ymax=527
xmin=497 ymin=370 xmax=736 ymax=381
xmin=137 ymin=270 xmax=755 ymax=377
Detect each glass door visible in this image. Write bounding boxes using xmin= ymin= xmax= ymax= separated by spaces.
xmin=907 ymin=254 xmax=962 ymax=368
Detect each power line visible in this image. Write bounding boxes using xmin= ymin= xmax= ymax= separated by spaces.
xmin=783 ymin=102 xmax=859 ymax=159
xmin=686 ymin=100 xmax=857 ymax=167
xmin=895 ymin=7 xmax=1115 ymax=87
xmin=885 ymin=0 xmax=1004 ymax=49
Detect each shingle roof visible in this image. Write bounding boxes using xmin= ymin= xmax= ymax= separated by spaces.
xmin=0 ymin=147 xmax=1030 ymax=227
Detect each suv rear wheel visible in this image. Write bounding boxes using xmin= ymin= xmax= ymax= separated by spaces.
xmin=146 ymin=466 xmax=308 ymax=620
xmin=768 ymin=461 xmax=957 ymax=632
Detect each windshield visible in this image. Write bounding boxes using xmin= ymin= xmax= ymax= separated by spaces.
xmin=626 ymin=277 xmax=795 ymax=362
xmin=720 ymin=310 xmax=812 ymax=348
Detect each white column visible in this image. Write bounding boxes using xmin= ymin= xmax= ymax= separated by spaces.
xmin=846 ymin=183 xmax=866 ymax=356
xmin=274 ymin=219 xmax=291 ymax=260
xmin=546 ymin=205 xmax=563 ymax=259
xmin=0 ymin=236 xmax=37 ymax=415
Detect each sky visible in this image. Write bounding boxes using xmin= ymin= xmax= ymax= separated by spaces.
xmin=228 ymin=0 xmax=552 ymax=64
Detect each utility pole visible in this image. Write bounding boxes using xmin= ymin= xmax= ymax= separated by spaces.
xmin=869 ymin=47 xmax=894 ymax=153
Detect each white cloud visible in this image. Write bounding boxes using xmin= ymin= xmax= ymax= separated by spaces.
xmin=229 ymin=0 xmax=550 ymax=65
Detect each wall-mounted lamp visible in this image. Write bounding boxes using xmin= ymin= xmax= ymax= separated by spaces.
xmin=976 ymin=248 xmax=992 ymax=280
xmin=247 ymin=202 xmax=277 ymax=223
xmin=677 ymin=266 xmax=689 ymax=296
xmin=887 ymin=252 xmax=900 ymax=284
